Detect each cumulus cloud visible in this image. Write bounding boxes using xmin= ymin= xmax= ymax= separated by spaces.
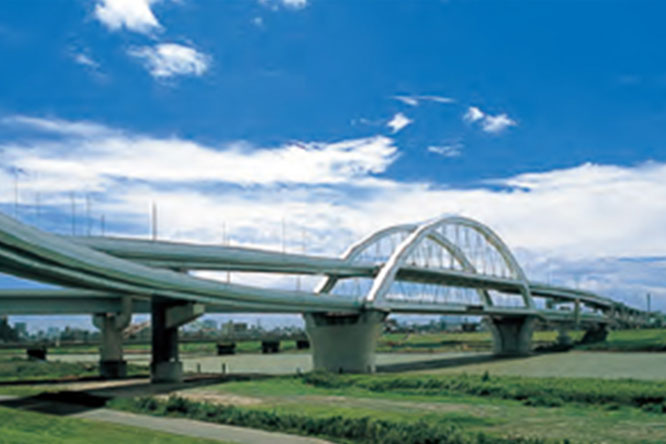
xmin=94 ymin=0 xmax=162 ymax=34
xmin=128 ymin=43 xmax=210 ymax=78
xmin=481 ymin=113 xmax=517 ymax=133
xmin=463 ymin=106 xmax=517 ymax=134
xmin=463 ymin=106 xmax=485 ymax=123
xmin=387 ymin=113 xmax=413 ymax=133
xmin=2 ymin=115 xmax=666 ymax=310
xmin=0 ymin=116 xmax=397 ymax=188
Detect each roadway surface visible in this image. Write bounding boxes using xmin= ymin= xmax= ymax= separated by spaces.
xmin=0 ymin=395 xmax=330 ymax=444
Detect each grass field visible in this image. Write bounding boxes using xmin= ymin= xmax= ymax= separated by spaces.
xmin=0 ymin=358 xmax=148 ymax=383
xmin=379 ymin=328 xmax=666 ymax=353
xmin=0 ymin=329 xmax=664 ymax=443
xmin=0 ymin=405 xmax=226 ymax=444
xmin=111 ymin=371 xmax=666 ymax=443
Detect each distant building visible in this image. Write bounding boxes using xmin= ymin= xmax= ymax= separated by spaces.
xmin=13 ymin=322 xmax=27 ymax=340
xmin=202 ymin=319 xmax=218 ymax=330
xmin=233 ymin=322 xmax=248 ymax=333
xmin=46 ymin=326 xmax=61 ymax=340
xmin=0 ymin=316 xmax=18 ymax=343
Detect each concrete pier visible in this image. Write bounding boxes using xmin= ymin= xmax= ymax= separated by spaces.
xmin=150 ymin=297 xmax=204 ymax=383
xmin=580 ymin=324 xmax=609 ymax=344
xmin=304 ymin=311 xmax=386 ymax=373
xmin=93 ymin=311 xmax=131 ymax=379
xmin=486 ymin=315 xmax=536 ymax=356
xmin=556 ymin=325 xmax=573 ymax=347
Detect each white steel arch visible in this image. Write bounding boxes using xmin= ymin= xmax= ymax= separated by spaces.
xmin=316 ymin=220 xmax=494 ymax=306
xmin=365 ymin=216 xmax=534 ymax=308
xmin=315 ymin=224 xmax=417 ymax=294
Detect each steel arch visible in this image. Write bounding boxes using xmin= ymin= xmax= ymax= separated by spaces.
xmin=365 ymin=216 xmax=533 ymax=308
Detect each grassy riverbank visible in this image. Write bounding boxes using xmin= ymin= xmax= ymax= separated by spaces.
xmin=109 ymin=371 xmax=666 ymax=443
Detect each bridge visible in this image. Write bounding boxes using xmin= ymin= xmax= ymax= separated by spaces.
xmin=0 ymin=211 xmax=653 ymax=382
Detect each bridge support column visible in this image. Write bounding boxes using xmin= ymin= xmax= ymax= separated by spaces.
xmin=556 ymin=325 xmax=573 ymax=346
xmin=304 ymin=311 xmax=387 ymax=373
xmin=151 ymin=297 xmax=204 ymax=383
xmin=579 ymin=324 xmax=609 ymax=344
xmin=486 ymin=316 xmax=536 ymax=356
xmin=93 ymin=311 xmax=131 ymax=379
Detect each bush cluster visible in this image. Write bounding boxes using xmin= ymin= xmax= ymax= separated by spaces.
xmin=301 ymin=372 xmax=666 ymax=412
xmin=113 ymin=396 xmax=552 ymax=444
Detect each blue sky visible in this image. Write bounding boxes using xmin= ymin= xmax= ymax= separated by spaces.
xmin=1 ymin=0 xmax=665 ymax=329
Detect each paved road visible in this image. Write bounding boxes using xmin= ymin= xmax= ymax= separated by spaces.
xmin=74 ymin=408 xmax=332 ymax=444
xmin=0 ymin=394 xmax=331 ymax=444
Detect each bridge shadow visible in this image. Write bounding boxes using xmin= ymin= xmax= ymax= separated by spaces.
xmin=0 ymin=353 xmax=543 ymax=416
xmin=0 ymin=373 xmax=270 ymax=416
xmin=376 ymin=352 xmax=536 ymax=373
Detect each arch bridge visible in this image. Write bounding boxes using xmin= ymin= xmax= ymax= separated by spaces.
xmin=0 ymin=212 xmax=653 ymax=381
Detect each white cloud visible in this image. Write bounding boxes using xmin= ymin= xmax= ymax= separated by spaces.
xmin=94 ymin=0 xmax=162 ymax=34
xmin=393 ymin=95 xmax=455 ymax=107
xmin=427 ymin=144 xmax=462 ymax=158
xmin=464 ymin=106 xmax=517 ymax=133
xmin=2 ymin=115 xmax=666 ymax=310
xmin=259 ymin=0 xmax=308 ymax=10
xmin=252 ymin=16 xmax=265 ymax=27
xmin=481 ymin=113 xmax=517 ymax=133
xmin=73 ymin=53 xmax=100 ymax=69
xmin=282 ymin=0 xmax=308 ymax=8
xmin=1 ymin=115 xmax=115 ymax=138
xmin=128 ymin=43 xmax=210 ymax=78
xmin=1 ymin=116 xmax=397 ymax=188
xmin=463 ymin=106 xmax=485 ymax=123
xmin=387 ymin=113 xmax=413 ymax=134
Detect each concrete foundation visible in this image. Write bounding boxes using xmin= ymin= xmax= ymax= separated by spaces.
xmin=580 ymin=324 xmax=609 ymax=344
xmin=556 ymin=326 xmax=573 ymax=346
xmin=100 ymin=360 xmax=127 ymax=379
xmin=151 ymin=297 xmax=182 ymax=383
xmin=304 ymin=311 xmax=387 ymax=373
xmin=486 ymin=316 xmax=536 ymax=356
xmin=151 ymin=361 xmax=183 ymax=383
xmin=93 ymin=310 xmax=130 ymax=379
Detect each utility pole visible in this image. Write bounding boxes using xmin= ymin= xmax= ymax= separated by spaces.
xmin=151 ymin=202 xmax=157 ymax=241
xmin=12 ymin=168 xmax=18 ymax=219
xmin=296 ymin=227 xmax=305 ymax=291
xmin=34 ymin=192 xmax=41 ymax=226
xmin=100 ymin=214 xmax=106 ymax=237
xmin=281 ymin=218 xmax=286 ymax=254
xmin=86 ymin=194 xmax=92 ymax=236
xmin=647 ymin=293 xmax=651 ymax=313
xmin=222 ymin=222 xmax=230 ymax=283
xmin=70 ymin=192 xmax=76 ymax=236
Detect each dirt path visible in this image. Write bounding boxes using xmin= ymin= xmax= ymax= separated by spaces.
xmin=74 ymin=408 xmax=332 ymax=444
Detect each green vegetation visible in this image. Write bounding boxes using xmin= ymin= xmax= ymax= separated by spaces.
xmin=0 ymin=358 xmax=147 ymax=383
xmin=377 ymin=330 xmax=587 ymax=353
xmin=0 ymin=406 xmax=224 ymax=444
xmin=379 ymin=328 xmax=666 ymax=353
xmin=111 ymin=395 xmax=552 ymax=444
xmin=190 ymin=371 xmax=666 ymax=443
xmin=301 ymin=372 xmax=666 ymax=411
xmin=2 ymin=328 xmax=663 ymax=357
xmin=578 ymin=328 xmax=666 ymax=352
xmin=0 ymin=339 xmax=305 ymax=357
